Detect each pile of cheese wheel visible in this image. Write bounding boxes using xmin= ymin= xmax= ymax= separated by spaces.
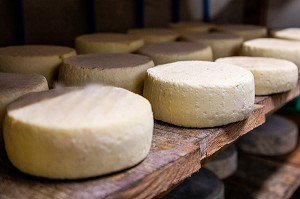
xmin=0 ymin=22 xmax=299 ymax=181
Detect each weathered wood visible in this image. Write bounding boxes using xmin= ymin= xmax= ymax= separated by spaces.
xmin=0 ymin=80 xmax=299 ymax=199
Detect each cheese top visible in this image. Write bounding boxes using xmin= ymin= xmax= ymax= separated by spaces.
xmin=182 ymin=32 xmax=242 ymax=40
xmin=243 ymin=38 xmax=300 ymax=49
xmin=169 ymin=22 xmax=214 ymax=32
xmin=76 ymin=33 xmax=143 ymax=44
xmin=128 ymin=28 xmax=179 ymax=36
xmin=273 ymin=28 xmax=300 ymax=41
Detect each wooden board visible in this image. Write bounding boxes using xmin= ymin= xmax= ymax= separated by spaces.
xmin=0 ymin=80 xmax=299 ymax=199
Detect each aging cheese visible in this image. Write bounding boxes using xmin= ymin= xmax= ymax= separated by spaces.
xmin=273 ymin=28 xmax=300 ymax=41
xmin=143 ymin=61 xmax=255 ymax=128
xmin=182 ymin=32 xmax=243 ymax=60
xmin=127 ymin=28 xmax=179 ymax=43
xmin=216 ymin=56 xmax=298 ymax=95
xmin=3 ymin=84 xmax=153 ymax=179
xmin=75 ymin=33 xmax=144 ymax=54
xmin=59 ymin=53 xmax=154 ymax=95
xmin=137 ymin=42 xmax=213 ymax=65
xmin=169 ymin=22 xmax=214 ymax=34
xmin=241 ymin=38 xmax=300 ymax=72
xmin=0 ymin=45 xmax=76 ymax=86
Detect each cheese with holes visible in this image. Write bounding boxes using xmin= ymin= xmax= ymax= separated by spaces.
xmin=143 ymin=61 xmax=255 ymax=128
xmin=216 ymin=57 xmax=298 ymax=95
xmin=273 ymin=28 xmax=300 ymax=41
xmin=0 ymin=45 xmax=76 ymax=86
xmin=127 ymin=28 xmax=179 ymax=43
xmin=3 ymin=84 xmax=153 ymax=179
xmin=59 ymin=53 xmax=154 ymax=94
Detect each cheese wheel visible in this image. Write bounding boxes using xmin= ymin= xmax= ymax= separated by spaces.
xmin=241 ymin=38 xmax=300 ymax=72
xmin=237 ymin=115 xmax=298 ymax=156
xmin=273 ymin=28 xmax=300 ymax=41
xmin=143 ymin=61 xmax=255 ymax=128
xmin=0 ymin=72 xmax=48 ymax=134
xmin=75 ymin=33 xmax=144 ymax=54
xmin=169 ymin=22 xmax=214 ymax=34
xmin=204 ymin=145 xmax=237 ymax=179
xmin=216 ymin=56 xmax=298 ymax=95
xmin=214 ymin=24 xmax=267 ymax=41
xmin=0 ymin=45 xmax=76 ymax=86
xmin=137 ymin=42 xmax=213 ymax=65
xmin=182 ymin=32 xmax=243 ymax=60
xmin=59 ymin=53 xmax=154 ymax=95
xmin=127 ymin=28 xmax=179 ymax=44
xmin=3 ymin=84 xmax=153 ymax=179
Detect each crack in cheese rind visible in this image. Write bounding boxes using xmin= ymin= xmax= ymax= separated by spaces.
xmin=216 ymin=57 xmax=298 ymax=95
xmin=4 ymin=84 xmax=153 ymax=179
xmin=143 ymin=61 xmax=255 ymax=128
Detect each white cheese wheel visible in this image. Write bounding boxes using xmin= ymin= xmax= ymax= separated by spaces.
xmin=75 ymin=33 xmax=144 ymax=54
xmin=216 ymin=56 xmax=298 ymax=95
xmin=3 ymin=84 xmax=153 ymax=179
xmin=214 ymin=24 xmax=267 ymax=41
xmin=59 ymin=53 xmax=154 ymax=95
xmin=182 ymin=32 xmax=243 ymax=60
xmin=127 ymin=28 xmax=179 ymax=43
xmin=137 ymin=42 xmax=213 ymax=65
xmin=0 ymin=72 xmax=48 ymax=134
xmin=143 ymin=61 xmax=255 ymax=128
xmin=241 ymin=38 xmax=300 ymax=72
xmin=169 ymin=22 xmax=214 ymax=34
xmin=273 ymin=28 xmax=300 ymax=41
xmin=237 ymin=115 xmax=298 ymax=156
xmin=0 ymin=45 xmax=76 ymax=86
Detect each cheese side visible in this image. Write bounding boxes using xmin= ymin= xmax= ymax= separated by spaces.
xmin=143 ymin=61 xmax=255 ymax=128
xmin=3 ymin=84 xmax=153 ymax=179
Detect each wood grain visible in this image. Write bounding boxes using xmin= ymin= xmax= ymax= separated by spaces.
xmin=0 ymin=80 xmax=299 ymax=199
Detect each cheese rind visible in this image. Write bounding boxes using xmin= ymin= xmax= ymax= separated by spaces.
xmin=3 ymin=85 xmax=153 ymax=179
xmin=143 ymin=61 xmax=255 ymax=128
xmin=169 ymin=22 xmax=214 ymax=34
xmin=59 ymin=53 xmax=154 ymax=94
xmin=273 ymin=28 xmax=300 ymax=41
xmin=216 ymin=56 xmax=298 ymax=95
xmin=127 ymin=28 xmax=179 ymax=43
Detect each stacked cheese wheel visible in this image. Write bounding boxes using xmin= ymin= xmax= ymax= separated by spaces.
xmin=127 ymin=28 xmax=179 ymax=43
xmin=169 ymin=22 xmax=214 ymax=34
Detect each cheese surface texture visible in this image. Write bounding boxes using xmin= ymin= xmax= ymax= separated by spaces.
xmin=216 ymin=56 xmax=298 ymax=95
xmin=273 ymin=28 xmax=300 ymax=41
xmin=242 ymin=38 xmax=300 ymax=72
xmin=127 ymin=28 xmax=179 ymax=43
xmin=75 ymin=33 xmax=144 ymax=54
xmin=0 ymin=45 xmax=76 ymax=86
xmin=3 ymin=84 xmax=153 ymax=179
xmin=59 ymin=53 xmax=154 ymax=94
xmin=137 ymin=42 xmax=213 ymax=65
xmin=143 ymin=61 xmax=255 ymax=128
xmin=169 ymin=22 xmax=214 ymax=34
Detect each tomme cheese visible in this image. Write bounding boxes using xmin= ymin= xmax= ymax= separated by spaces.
xmin=182 ymin=32 xmax=243 ymax=60
xmin=137 ymin=42 xmax=213 ymax=65
xmin=216 ymin=57 xmax=298 ymax=95
xmin=273 ymin=28 xmax=300 ymax=41
xmin=143 ymin=61 xmax=255 ymax=128
xmin=75 ymin=33 xmax=144 ymax=54
xmin=169 ymin=22 xmax=214 ymax=34
xmin=59 ymin=53 xmax=154 ymax=95
xmin=3 ymin=84 xmax=153 ymax=179
xmin=0 ymin=72 xmax=48 ymax=133
xmin=0 ymin=45 xmax=76 ymax=86
xmin=241 ymin=38 xmax=300 ymax=72
xmin=127 ymin=28 xmax=179 ymax=43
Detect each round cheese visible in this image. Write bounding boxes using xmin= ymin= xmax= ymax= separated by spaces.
xmin=127 ymin=28 xmax=179 ymax=43
xmin=273 ymin=28 xmax=300 ymax=41
xmin=59 ymin=53 xmax=154 ymax=95
xmin=169 ymin=22 xmax=214 ymax=34
xmin=216 ymin=56 xmax=298 ymax=95
xmin=241 ymin=38 xmax=300 ymax=72
xmin=182 ymin=32 xmax=243 ymax=60
xmin=214 ymin=24 xmax=267 ymax=41
xmin=137 ymin=42 xmax=213 ymax=65
xmin=75 ymin=33 xmax=144 ymax=54
xmin=0 ymin=72 xmax=48 ymax=134
xmin=0 ymin=45 xmax=76 ymax=86
xmin=3 ymin=84 xmax=153 ymax=179
xmin=143 ymin=61 xmax=255 ymax=128
xmin=237 ymin=115 xmax=298 ymax=156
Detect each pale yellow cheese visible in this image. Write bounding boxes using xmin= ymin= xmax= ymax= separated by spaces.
xmin=273 ymin=28 xmax=300 ymax=41
xmin=75 ymin=33 xmax=144 ymax=54
xmin=0 ymin=45 xmax=76 ymax=86
xmin=143 ymin=61 xmax=255 ymax=128
xmin=59 ymin=53 xmax=154 ymax=95
xmin=3 ymin=84 xmax=153 ymax=179
xmin=137 ymin=42 xmax=213 ymax=65
xmin=169 ymin=22 xmax=214 ymax=34
xmin=127 ymin=28 xmax=179 ymax=43
xmin=216 ymin=56 xmax=298 ymax=95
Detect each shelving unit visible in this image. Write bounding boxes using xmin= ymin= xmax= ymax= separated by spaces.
xmin=1 ymin=79 xmax=299 ymax=199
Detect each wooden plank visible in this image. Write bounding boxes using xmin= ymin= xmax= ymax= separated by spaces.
xmin=0 ymin=80 xmax=299 ymax=199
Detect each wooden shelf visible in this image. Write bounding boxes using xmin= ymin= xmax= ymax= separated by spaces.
xmin=1 ymin=79 xmax=299 ymax=199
